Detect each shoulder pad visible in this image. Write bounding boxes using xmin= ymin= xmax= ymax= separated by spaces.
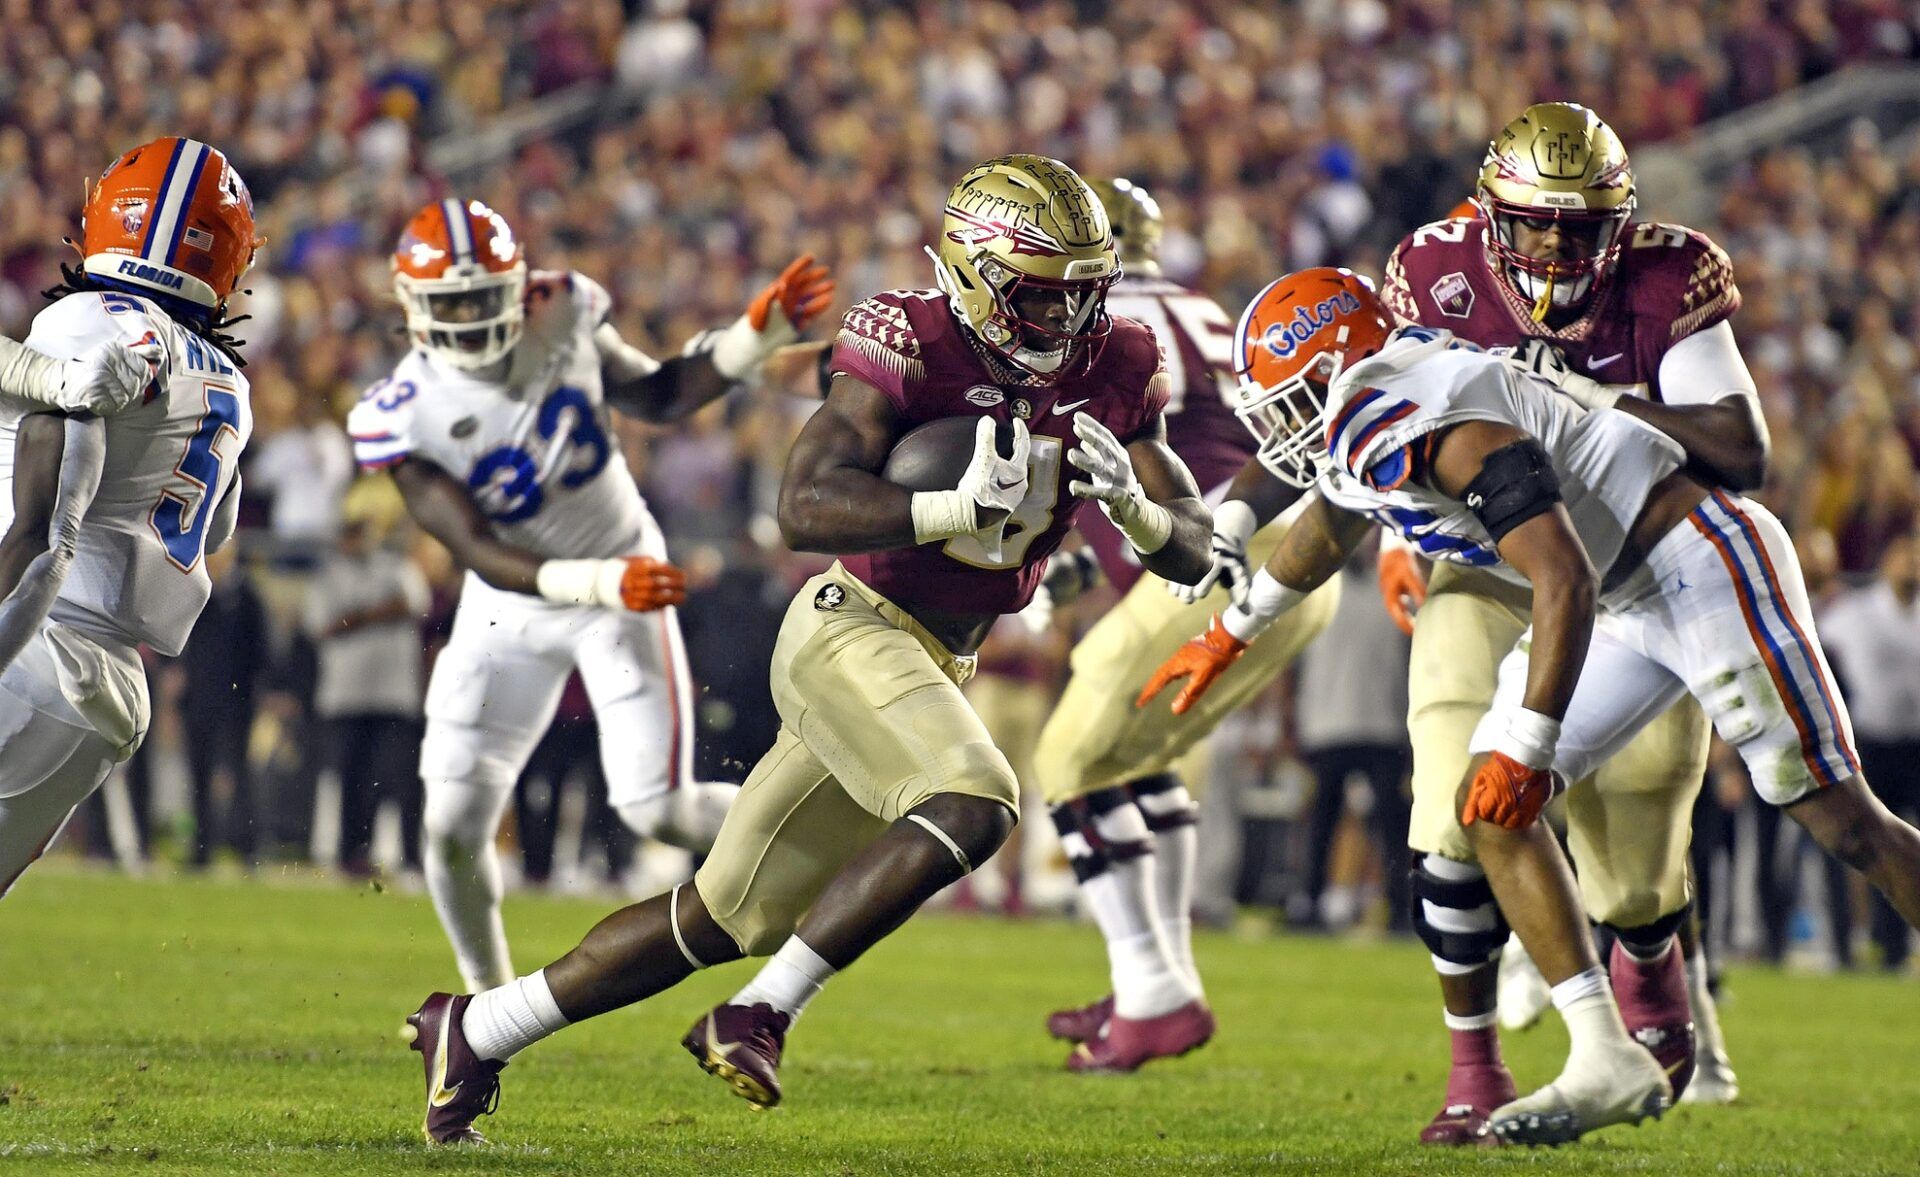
xmin=830 ymin=293 xmax=927 ymax=400
xmin=347 ymin=376 xmax=421 ymax=470
xmin=25 ymin=290 xmax=168 ymax=358
xmin=1618 ymin=222 xmax=1741 ymax=341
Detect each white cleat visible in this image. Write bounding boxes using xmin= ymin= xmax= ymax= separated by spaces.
xmin=1679 ymin=1051 xmax=1739 ymax=1105
xmin=1497 ymin=934 xmax=1552 ymax=1032
xmin=1490 ymin=1040 xmax=1672 ymax=1147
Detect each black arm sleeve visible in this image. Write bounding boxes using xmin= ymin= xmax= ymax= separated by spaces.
xmin=1463 ymin=438 xmax=1562 ymax=543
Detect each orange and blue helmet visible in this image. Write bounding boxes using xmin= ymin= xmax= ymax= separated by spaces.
xmin=1230 ymin=267 xmax=1394 ymax=488
xmin=80 ymin=137 xmax=262 ymax=312
xmin=392 ymin=198 xmax=527 ymax=369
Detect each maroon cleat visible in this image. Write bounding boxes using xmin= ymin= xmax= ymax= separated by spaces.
xmin=1046 ymin=993 xmax=1115 ymax=1044
xmin=1611 ymin=938 xmax=1696 ymax=1099
xmin=1066 ymin=1000 xmax=1214 ymax=1072
xmin=1419 ymin=1062 xmax=1516 ymax=1146
xmin=401 ymin=993 xmax=505 ymax=1145
xmin=683 ymin=1002 xmax=792 ymax=1109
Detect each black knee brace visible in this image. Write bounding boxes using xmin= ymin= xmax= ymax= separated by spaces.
xmin=1410 ymin=855 xmax=1510 ymax=970
xmin=1608 ymin=903 xmax=1688 ymax=958
xmin=1128 ymin=773 xmax=1198 ymax=833
xmin=1051 ymin=787 xmax=1151 ymax=883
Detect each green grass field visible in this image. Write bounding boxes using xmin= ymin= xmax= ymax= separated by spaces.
xmin=2 ymin=867 xmax=1917 ymax=1175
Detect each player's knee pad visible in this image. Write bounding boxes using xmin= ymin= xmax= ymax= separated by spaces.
xmin=1128 ymin=773 xmax=1198 ymax=833
xmin=422 ymin=777 xmax=512 ymax=852
xmin=1607 ymin=903 xmax=1688 ymax=959
xmin=1410 ymin=853 xmax=1510 ymax=975
xmin=1051 ymin=786 xmax=1151 ymax=883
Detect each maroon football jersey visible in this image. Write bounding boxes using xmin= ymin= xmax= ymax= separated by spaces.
xmin=1076 ymin=277 xmax=1253 ymax=592
xmin=1381 ymin=216 xmax=1740 ymax=402
xmin=828 ymin=289 xmax=1169 ymax=616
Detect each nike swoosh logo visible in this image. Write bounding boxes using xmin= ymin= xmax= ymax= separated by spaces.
xmin=705 ymin=1015 xmax=740 ymax=1061
xmin=1050 ymin=398 xmax=1092 ymax=416
xmin=429 ymin=1017 xmax=462 ymax=1107
xmin=992 ymin=475 xmax=1025 ymax=490
xmin=1588 ymin=352 xmax=1624 ymax=370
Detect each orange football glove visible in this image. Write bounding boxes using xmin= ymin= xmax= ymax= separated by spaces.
xmin=1461 ymin=751 xmax=1560 ymax=830
xmin=618 ymin=556 xmax=688 ymax=612
xmin=748 ymin=254 xmax=836 ymax=333
xmin=1135 ymin=614 xmax=1248 ymax=716
xmin=1378 ymin=542 xmax=1427 ymax=637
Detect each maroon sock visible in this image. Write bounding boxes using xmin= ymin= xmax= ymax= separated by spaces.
xmin=1449 ymin=1022 xmax=1503 ymax=1069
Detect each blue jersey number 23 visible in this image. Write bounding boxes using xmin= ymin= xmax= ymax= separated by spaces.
xmin=152 ymin=385 xmax=242 ymax=571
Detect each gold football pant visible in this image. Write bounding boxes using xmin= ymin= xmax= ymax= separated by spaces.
xmin=1408 ymin=564 xmax=1709 ymax=928
xmin=694 ymin=564 xmax=1020 ymax=956
xmin=1033 ymin=521 xmax=1339 ymax=806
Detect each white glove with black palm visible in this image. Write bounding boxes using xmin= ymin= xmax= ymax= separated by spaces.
xmin=1167 ymin=499 xmax=1256 ymax=607
xmin=910 ymin=416 xmax=1032 ymax=543
xmin=1496 ymin=338 xmax=1620 ymax=412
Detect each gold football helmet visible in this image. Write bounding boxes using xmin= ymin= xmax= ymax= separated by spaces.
xmin=1477 ymin=103 xmax=1635 ymax=320
xmin=1088 ymin=177 xmax=1164 ymax=276
xmin=931 ymin=154 xmax=1120 ymax=380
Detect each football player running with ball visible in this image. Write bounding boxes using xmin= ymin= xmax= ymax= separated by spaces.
xmin=400 ymin=154 xmax=1213 ymax=1142
xmin=0 ymin=138 xmax=259 ymax=894
xmin=350 ymin=198 xmax=833 ymax=994
xmin=1374 ymin=103 xmax=1756 ymax=1135
xmin=1144 ymin=268 xmax=1920 ymax=1147
xmin=1031 ymin=178 xmax=1338 ymax=1071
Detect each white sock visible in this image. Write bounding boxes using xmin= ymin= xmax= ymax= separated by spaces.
xmin=1444 ymin=1008 xmax=1499 ymax=1032
xmin=423 ymin=779 xmax=516 ymax=992
xmin=1150 ymin=820 xmax=1202 ymax=994
xmin=1082 ymin=857 xmax=1197 ymax=1018
xmin=462 ymin=968 xmax=570 ymax=1062
xmin=1686 ymin=950 xmax=1731 ymax=1060
xmin=1551 ymin=966 xmax=1633 ymax=1053
xmin=731 ymin=936 xmax=836 ymax=1020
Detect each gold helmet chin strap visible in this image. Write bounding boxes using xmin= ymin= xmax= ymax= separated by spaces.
xmin=1530 ymin=272 xmax=1554 ymax=322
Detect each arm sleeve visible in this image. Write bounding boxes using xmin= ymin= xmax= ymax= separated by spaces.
xmin=0 ymin=418 xmax=107 ymax=676
xmin=1655 ymin=321 xmax=1759 ymax=411
xmin=593 ymin=321 xmax=662 ymax=383
xmin=206 ymin=474 xmax=241 ymax=555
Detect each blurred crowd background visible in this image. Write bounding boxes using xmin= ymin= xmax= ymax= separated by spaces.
xmin=5 ymin=0 xmax=1920 ymax=973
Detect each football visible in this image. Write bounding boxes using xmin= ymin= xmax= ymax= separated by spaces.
xmin=881 ymin=415 xmax=1020 ymax=492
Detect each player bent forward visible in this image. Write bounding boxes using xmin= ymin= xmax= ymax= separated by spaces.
xmin=401 ymin=153 xmax=1213 ymax=1142
xmin=1144 ymin=268 xmax=1920 ymax=1146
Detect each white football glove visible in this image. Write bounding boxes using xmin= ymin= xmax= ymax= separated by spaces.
xmin=910 ymin=417 xmax=1031 ymax=544
xmin=1495 ymin=339 xmax=1620 ymax=412
xmin=1168 ymin=499 xmax=1257 ymax=608
xmin=1068 ymin=412 xmax=1172 ymax=554
xmin=0 ymin=335 xmax=162 ymax=416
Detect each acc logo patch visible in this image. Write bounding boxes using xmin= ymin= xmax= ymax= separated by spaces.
xmin=814 ymin=583 xmax=847 ymax=611
xmin=451 ymin=416 xmax=479 ymax=439
xmin=964 ymin=385 xmax=1004 ymax=408
xmin=1431 ymin=272 xmax=1474 ymax=319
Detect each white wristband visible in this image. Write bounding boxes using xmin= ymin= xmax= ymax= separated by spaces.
xmin=0 ymin=335 xmax=65 ymax=407
xmin=1560 ymin=374 xmax=1623 ymax=412
xmin=692 ymin=306 xmax=794 ymax=381
xmin=910 ymin=490 xmax=977 ymax=544
xmin=1221 ymin=568 xmax=1307 ymax=642
xmin=1213 ymin=498 xmax=1258 ymax=547
xmin=1493 ymin=706 xmax=1562 ymax=770
xmin=535 ymin=558 xmax=626 ymax=607
xmin=1109 ymin=494 xmax=1173 ymax=555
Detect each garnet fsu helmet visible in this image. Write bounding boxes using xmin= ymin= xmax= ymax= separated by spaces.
xmin=1477 ymin=103 xmax=1635 ymax=321
xmin=1088 ymin=177 xmax=1165 ymax=277
xmin=1230 ymin=267 xmax=1394 ymax=489
xmin=929 ymin=154 xmax=1120 ymax=382
xmin=392 ymin=198 xmax=527 ymax=369
xmin=80 ymin=137 xmax=262 ymax=312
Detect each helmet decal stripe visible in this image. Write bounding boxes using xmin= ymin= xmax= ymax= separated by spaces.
xmin=162 ymin=141 xmax=214 ymax=266
xmin=441 ymin=198 xmax=474 ymax=264
xmin=1233 ymin=278 xmax=1285 ymax=376
xmin=140 ymin=138 xmax=193 ymax=260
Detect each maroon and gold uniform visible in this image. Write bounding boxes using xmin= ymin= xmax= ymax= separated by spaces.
xmin=1387 ymin=212 xmax=1740 ymax=928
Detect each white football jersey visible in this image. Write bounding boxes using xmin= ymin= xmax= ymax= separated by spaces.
xmin=1316 ymin=326 xmax=1684 ymax=590
xmin=0 ymin=290 xmax=253 ymax=656
xmin=348 ymin=270 xmax=652 ymax=561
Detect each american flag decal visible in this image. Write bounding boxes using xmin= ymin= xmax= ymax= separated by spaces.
xmin=182 ymin=225 xmax=216 ymax=251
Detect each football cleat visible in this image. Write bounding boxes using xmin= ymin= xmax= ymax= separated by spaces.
xmin=1046 ymin=993 xmax=1115 ymax=1044
xmin=1489 ymin=1039 xmax=1670 ymax=1147
xmin=683 ymin=1002 xmax=791 ymax=1110
xmin=1497 ymin=934 xmax=1552 ymax=1032
xmin=1067 ymin=1000 xmax=1214 ymax=1073
xmin=1419 ymin=1062 xmax=1517 ymax=1146
xmin=401 ymin=992 xmax=505 ymax=1145
xmin=1609 ymin=939 xmax=1696 ymax=1100
xmin=1679 ymin=1050 xmax=1740 ymax=1105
